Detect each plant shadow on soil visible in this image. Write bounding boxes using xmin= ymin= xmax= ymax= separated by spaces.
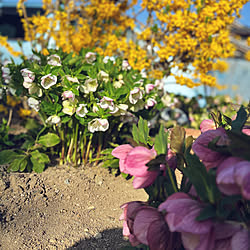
xmin=67 ymin=228 xmax=131 ymax=250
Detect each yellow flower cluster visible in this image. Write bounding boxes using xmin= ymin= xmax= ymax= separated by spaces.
xmin=1 ymin=0 xmax=249 ymax=89
xmin=0 ymin=36 xmax=21 ymax=57
xmin=213 ymin=60 xmax=229 ymax=72
xmin=247 ymin=37 xmax=250 ymax=46
xmin=245 ymin=51 xmax=250 ymax=61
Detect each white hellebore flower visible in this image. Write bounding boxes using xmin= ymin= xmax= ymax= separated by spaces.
xmin=85 ymin=52 xmax=96 ymax=64
xmin=27 ymin=97 xmax=40 ymax=112
xmin=21 ymin=68 xmax=35 ymax=84
xmin=65 ymin=75 xmax=79 ymax=83
xmin=122 ymin=60 xmax=131 ymax=71
xmin=145 ymin=98 xmax=157 ymax=109
xmin=98 ymin=70 xmax=109 ymax=83
xmin=88 ymin=118 xmax=109 ymax=133
xmin=76 ymin=104 xmax=88 ymax=117
xmin=155 ymin=79 xmax=164 ymax=90
xmin=62 ymin=90 xmax=75 ymax=100
xmin=47 ymin=54 xmax=62 ymax=66
xmin=129 ymin=87 xmax=143 ymax=104
xmin=80 ymin=78 xmax=98 ymax=94
xmin=41 ymin=74 xmax=57 ymax=89
xmin=62 ymin=99 xmax=78 ymax=116
xmin=110 ymin=104 xmax=128 ymax=116
xmin=130 ymin=99 xmax=145 ymax=112
xmin=46 ymin=115 xmax=61 ymax=125
xmin=99 ymin=96 xmax=116 ymax=111
xmin=145 ymin=84 xmax=155 ymax=94
xmin=28 ymin=82 xmax=43 ymax=97
xmin=103 ymin=56 xmax=115 ymax=64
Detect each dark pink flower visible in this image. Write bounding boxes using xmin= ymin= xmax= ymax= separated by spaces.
xmin=192 ymin=127 xmax=230 ymax=169
xmin=231 ymin=228 xmax=250 ymax=250
xmin=133 ymin=206 xmax=176 ymax=250
xmin=119 ymin=201 xmax=146 ymax=246
xmin=159 ymin=192 xmax=213 ymax=234
xmin=217 ymin=157 xmax=250 ymax=200
xmin=111 ymin=144 xmax=133 ymax=173
xmin=200 ymin=119 xmax=216 ymax=133
xmin=216 ymin=157 xmax=243 ymax=196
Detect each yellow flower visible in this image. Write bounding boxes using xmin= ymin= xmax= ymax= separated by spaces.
xmin=6 ymin=95 xmax=21 ymax=108
xmin=18 ymin=107 xmax=32 ymax=118
xmin=0 ymin=104 xmax=8 ymax=115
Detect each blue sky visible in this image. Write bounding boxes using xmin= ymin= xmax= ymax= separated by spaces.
xmin=238 ymin=1 xmax=250 ymax=27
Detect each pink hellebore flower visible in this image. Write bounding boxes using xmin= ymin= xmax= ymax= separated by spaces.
xmin=200 ymin=119 xmax=216 ymax=133
xmin=192 ymin=127 xmax=230 ymax=169
xmin=125 ymin=146 xmax=158 ymax=189
xmin=120 ymin=201 xmax=146 ymax=246
xmin=41 ymin=74 xmax=57 ymax=89
xmin=217 ymin=157 xmax=250 ymax=200
xmin=133 ymin=206 xmax=171 ymax=250
xmin=111 ymin=144 xmax=133 ymax=173
xmin=85 ymin=52 xmax=96 ymax=64
xmin=65 ymin=75 xmax=79 ymax=84
xmin=159 ymin=192 xmax=213 ymax=235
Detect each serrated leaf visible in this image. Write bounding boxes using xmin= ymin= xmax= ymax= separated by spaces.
xmin=37 ymin=133 xmax=60 ymax=147
xmin=170 ymin=126 xmax=186 ymax=154
xmin=154 ymin=125 xmax=168 ymax=154
xmin=0 ymin=150 xmax=20 ymax=164
xmin=132 ymin=124 xmax=140 ymax=144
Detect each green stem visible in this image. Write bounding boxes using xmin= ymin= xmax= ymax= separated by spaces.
xmin=72 ymin=122 xmax=79 ymax=166
xmin=59 ymin=126 xmax=65 ymax=165
xmin=167 ymin=165 xmax=178 ymax=193
xmin=94 ymin=133 xmax=102 ymax=166
xmin=84 ymin=133 xmax=93 ymax=165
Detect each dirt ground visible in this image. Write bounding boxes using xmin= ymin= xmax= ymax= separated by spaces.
xmin=0 ymin=163 xmax=148 ymax=250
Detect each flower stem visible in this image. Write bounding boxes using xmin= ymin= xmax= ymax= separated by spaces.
xmin=72 ymin=122 xmax=79 ymax=166
xmin=167 ymin=165 xmax=178 ymax=193
xmin=84 ymin=133 xmax=93 ymax=165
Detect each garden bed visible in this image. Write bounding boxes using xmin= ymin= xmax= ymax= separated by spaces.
xmin=0 ymin=163 xmax=147 ymax=249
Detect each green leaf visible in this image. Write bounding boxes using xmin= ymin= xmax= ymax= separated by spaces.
xmin=137 ymin=117 xmax=149 ymax=145
xmin=37 ymin=133 xmax=60 ymax=147
xmin=227 ymin=130 xmax=250 ymax=161
xmin=132 ymin=124 xmax=140 ymax=144
xmin=231 ymin=106 xmax=247 ymax=132
xmin=30 ymin=150 xmax=49 ymax=163
xmin=32 ymin=162 xmax=46 ymax=173
xmin=19 ymin=158 xmax=28 ymax=172
xmin=8 ymin=155 xmax=26 ymax=172
xmin=170 ymin=126 xmax=186 ymax=154
xmin=0 ymin=150 xmax=20 ymax=164
xmin=154 ymin=124 xmax=168 ymax=154
xmin=196 ymin=205 xmax=216 ymax=221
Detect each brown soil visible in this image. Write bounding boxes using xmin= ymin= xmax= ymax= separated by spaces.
xmin=0 ymin=164 xmax=148 ymax=250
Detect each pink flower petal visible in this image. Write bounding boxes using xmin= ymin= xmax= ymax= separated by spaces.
xmin=133 ymin=207 xmax=162 ymax=245
xmin=231 ymin=228 xmax=250 ymax=250
xmin=234 ymin=161 xmax=250 ymax=200
xmin=125 ymin=147 xmax=157 ymax=176
xmin=200 ymin=119 xmax=216 ymax=133
xmin=216 ymin=157 xmax=242 ymax=196
xmin=133 ymin=171 xmax=158 ymax=189
xmin=192 ymin=128 xmax=229 ymax=169
xmin=159 ymin=193 xmax=212 ymax=234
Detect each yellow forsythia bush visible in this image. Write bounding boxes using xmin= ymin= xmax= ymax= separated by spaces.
xmin=1 ymin=0 xmax=250 ymax=88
